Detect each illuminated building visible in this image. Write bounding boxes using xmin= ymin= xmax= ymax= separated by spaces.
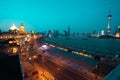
xmin=9 ymin=24 xmax=19 ymax=34
xmin=107 ymin=10 xmax=112 ymax=34
xmin=115 ymin=33 xmax=120 ymax=38
xmin=19 ymin=23 xmax=26 ymax=35
xmin=101 ymin=30 xmax=105 ymax=35
xmin=115 ymin=26 xmax=120 ymax=38
xmin=0 ymin=23 xmax=39 ymax=42
xmin=31 ymin=30 xmax=37 ymax=38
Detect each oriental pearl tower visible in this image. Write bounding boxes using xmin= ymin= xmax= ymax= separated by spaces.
xmin=107 ymin=10 xmax=112 ymax=35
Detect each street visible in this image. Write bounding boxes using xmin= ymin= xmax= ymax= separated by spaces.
xmin=28 ymin=45 xmax=89 ymax=80
xmin=38 ymin=57 xmax=87 ymax=80
xmin=21 ymin=42 xmax=103 ymax=80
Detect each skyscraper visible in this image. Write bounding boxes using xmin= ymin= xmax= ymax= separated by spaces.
xmin=0 ymin=29 xmax=1 ymax=34
xmin=107 ymin=10 xmax=112 ymax=35
xmin=68 ymin=26 xmax=70 ymax=36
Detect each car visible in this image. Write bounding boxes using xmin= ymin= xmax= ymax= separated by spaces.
xmin=22 ymin=53 xmax=26 ymax=56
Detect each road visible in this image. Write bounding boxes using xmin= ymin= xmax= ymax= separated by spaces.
xmin=30 ymin=48 xmax=89 ymax=80
xmin=37 ymin=58 xmax=87 ymax=80
xmin=22 ymin=44 xmax=101 ymax=80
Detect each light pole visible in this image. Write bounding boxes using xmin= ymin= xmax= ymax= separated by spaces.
xmin=95 ymin=65 xmax=98 ymax=80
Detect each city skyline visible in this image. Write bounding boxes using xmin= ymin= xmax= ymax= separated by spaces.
xmin=0 ymin=0 xmax=120 ymax=33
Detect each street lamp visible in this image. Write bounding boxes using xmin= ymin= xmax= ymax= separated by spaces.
xmin=95 ymin=65 xmax=98 ymax=80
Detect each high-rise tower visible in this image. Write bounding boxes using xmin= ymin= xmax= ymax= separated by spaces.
xmin=68 ymin=26 xmax=70 ymax=36
xmin=107 ymin=10 xmax=112 ymax=34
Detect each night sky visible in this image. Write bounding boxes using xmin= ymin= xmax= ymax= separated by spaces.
xmin=0 ymin=0 xmax=120 ymax=33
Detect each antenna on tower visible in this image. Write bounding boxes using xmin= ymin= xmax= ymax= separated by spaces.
xmin=108 ymin=9 xmax=112 ymax=17
xmin=109 ymin=10 xmax=111 ymax=15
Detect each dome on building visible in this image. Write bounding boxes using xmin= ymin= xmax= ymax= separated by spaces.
xmin=10 ymin=24 xmax=19 ymax=30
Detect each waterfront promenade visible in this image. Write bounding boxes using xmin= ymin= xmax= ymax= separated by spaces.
xmin=37 ymin=46 xmax=103 ymax=80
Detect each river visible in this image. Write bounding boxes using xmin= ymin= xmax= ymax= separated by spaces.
xmin=45 ymin=36 xmax=120 ymax=57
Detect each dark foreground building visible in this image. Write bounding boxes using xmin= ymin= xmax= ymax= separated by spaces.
xmin=0 ymin=53 xmax=23 ymax=80
xmin=0 ymin=39 xmax=23 ymax=80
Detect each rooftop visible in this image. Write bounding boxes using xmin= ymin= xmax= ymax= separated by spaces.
xmin=9 ymin=24 xmax=19 ymax=30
